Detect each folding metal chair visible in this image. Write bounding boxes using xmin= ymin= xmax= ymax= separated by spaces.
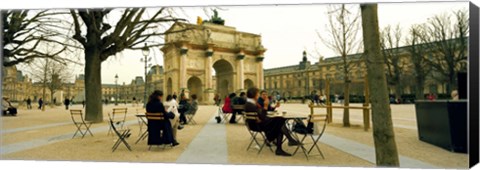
xmin=244 ymin=112 xmax=274 ymax=154
xmin=69 ymin=109 xmax=93 ymax=139
xmin=218 ymin=105 xmax=232 ymax=123
xmin=108 ymin=114 xmax=132 ymax=152
xmin=108 ymin=108 xmax=128 ymax=135
xmin=292 ymin=113 xmax=328 ymax=160
xmin=185 ymin=108 xmax=198 ymax=125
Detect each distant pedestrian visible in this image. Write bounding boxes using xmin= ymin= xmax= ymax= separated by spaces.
xmin=38 ymin=98 xmax=43 ymax=109
xmin=26 ymin=98 xmax=32 ymax=109
xmin=64 ymin=98 xmax=70 ymax=110
xmin=82 ymin=100 xmax=85 ymax=108
xmin=53 ymin=98 xmax=57 ymax=105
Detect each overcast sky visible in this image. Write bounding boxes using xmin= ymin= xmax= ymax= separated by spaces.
xmin=4 ymin=0 xmax=469 ymax=85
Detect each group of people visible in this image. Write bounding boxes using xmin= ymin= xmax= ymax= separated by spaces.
xmin=221 ymin=92 xmax=247 ymax=124
xmin=145 ymin=91 xmax=198 ymax=147
xmin=218 ymin=88 xmax=301 ymax=156
xmin=243 ymin=88 xmax=302 ymax=156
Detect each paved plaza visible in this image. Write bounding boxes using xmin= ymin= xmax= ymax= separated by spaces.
xmin=0 ymin=103 xmax=468 ymax=169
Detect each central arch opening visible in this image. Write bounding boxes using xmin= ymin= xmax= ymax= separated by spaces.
xmin=212 ymin=59 xmax=234 ymax=99
xmin=187 ymin=76 xmax=203 ymax=101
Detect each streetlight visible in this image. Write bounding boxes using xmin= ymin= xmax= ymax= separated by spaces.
xmin=115 ymin=74 xmax=119 ymax=106
xmin=141 ymin=43 xmax=150 ymax=108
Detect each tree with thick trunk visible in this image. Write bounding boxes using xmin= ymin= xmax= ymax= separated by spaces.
xmin=360 ymin=4 xmax=400 ymax=166
xmin=320 ymin=4 xmax=362 ymax=127
xmin=69 ymin=8 xmax=186 ymax=122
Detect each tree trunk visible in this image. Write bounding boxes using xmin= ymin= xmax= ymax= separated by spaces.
xmin=360 ymin=4 xmax=400 ymax=166
xmin=343 ymin=80 xmax=351 ymax=127
xmin=84 ymin=47 xmax=103 ymax=122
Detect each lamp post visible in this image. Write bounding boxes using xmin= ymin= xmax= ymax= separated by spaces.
xmin=115 ymin=74 xmax=118 ymax=106
xmin=141 ymin=43 xmax=150 ymax=108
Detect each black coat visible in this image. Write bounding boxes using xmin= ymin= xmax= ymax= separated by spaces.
xmin=244 ymin=101 xmax=284 ymax=142
xmin=146 ymin=100 xmax=175 ymax=145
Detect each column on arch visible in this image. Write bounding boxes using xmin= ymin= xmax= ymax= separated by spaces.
xmin=257 ymin=55 xmax=265 ymax=90
xmin=236 ymin=50 xmax=245 ymax=92
xmin=179 ymin=45 xmax=188 ymax=92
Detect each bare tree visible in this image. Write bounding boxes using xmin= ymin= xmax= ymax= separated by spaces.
xmin=421 ymin=9 xmax=469 ymax=95
xmin=27 ymin=58 xmax=70 ymax=109
xmin=360 ymin=4 xmax=400 ymax=166
xmin=320 ymin=4 xmax=362 ymax=127
xmin=381 ymin=24 xmax=406 ymax=100
xmin=405 ymin=24 xmax=431 ymax=100
xmin=2 ymin=10 xmax=74 ymax=67
xmin=69 ymin=8 xmax=187 ymax=122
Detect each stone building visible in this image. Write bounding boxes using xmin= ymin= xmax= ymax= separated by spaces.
xmin=264 ymin=48 xmax=453 ymax=100
xmin=1 ymin=66 xmax=33 ymax=102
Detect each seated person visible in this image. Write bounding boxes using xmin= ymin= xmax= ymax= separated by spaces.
xmin=244 ymin=87 xmax=295 ymax=157
xmin=178 ymin=94 xmax=190 ymax=125
xmin=146 ymin=90 xmax=179 ymax=146
xmin=258 ymin=90 xmax=300 ymax=146
xmin=186 ymin=94 xmax=199 ymax=115
xmin=230 ymin=92 xmax=246 ymax=124
xmin=2 ymin=97 xmax=17 ymax=116
xmin=222 ymin=93 xmax=235 ymax=113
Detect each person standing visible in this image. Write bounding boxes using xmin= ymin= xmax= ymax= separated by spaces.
xmin=26 ymin=98 xmax=32 ymax=109
xmin=64 ymin=98 xmax=70 ymax=110
xmin=38 ymin=98 xmax=43 ymax=110
xmin=82 ymin=100 xmax=85 ymax=108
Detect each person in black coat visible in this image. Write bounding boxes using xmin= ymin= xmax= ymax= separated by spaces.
xmin=178 ymin=94 xmax=189 ymax=125
xmin=146 ymin=90 xmax=179 ymax=146
xmin=244 ymin=87 xmax=292 ymax=156
xmin=64 ymin=98 xmax=70 ymax=110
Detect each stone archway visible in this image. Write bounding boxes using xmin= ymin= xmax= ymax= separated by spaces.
xmin=161 ymin=22 xmax=266 ymax=104
xmin=167 ymin=78 xmax=173 ymax=95
xmin=187 ymin=76 xmax=203 ymax=101
xmin=244 ymin=79 xmax=254 ymax=90
xmin=213 ymin=59 xmax=234 ymax=99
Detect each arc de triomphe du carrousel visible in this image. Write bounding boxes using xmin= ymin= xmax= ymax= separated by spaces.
xmin=161 ymin=19 xmax=267 ymax=105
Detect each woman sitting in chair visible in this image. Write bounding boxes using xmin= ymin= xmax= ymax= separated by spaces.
xmin=146 ymin=90 xmax=179 ymax=146
xmin=222 ymin=93 xmax=236 ymax=113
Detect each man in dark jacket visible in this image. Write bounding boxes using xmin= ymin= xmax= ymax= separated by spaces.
xmin=244 ymin=87 xmax=292 ymax=156
xmin=64 ymin=98 xmax=70 ymax=110
xmin=230 ymin=92 xmax=246 ymax=123
xmin=146 ymin=90 xmax=179 ymax=146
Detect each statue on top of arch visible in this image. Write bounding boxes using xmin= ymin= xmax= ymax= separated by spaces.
xmin=203 ymin=9 xmax=225 ymax=25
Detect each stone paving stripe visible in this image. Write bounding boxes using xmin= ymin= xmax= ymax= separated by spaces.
xmin=176 ymin=115 xmax=228 ymax=164
xmin=1 ymin=122 xmax=72 ymax=134
xmin=1 ymin=114 xmax=137 ymax=135
xmin=320 ymin=133 xmax=438 ymax=169
xmin=0 ymin=120 xmax=138 ymax=155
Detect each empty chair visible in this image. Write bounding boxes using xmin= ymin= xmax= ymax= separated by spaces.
xmin=108 ymin=108 xmax=128 ymax=135
xmin=109 ymin=114 xmax=132 ymax=152
xmin=292 ymin=113 xmax=328 ymax=160
xmin=69 ymin=109 xmax=93 ymax=139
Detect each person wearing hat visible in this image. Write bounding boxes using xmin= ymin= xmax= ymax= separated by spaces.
xmin=2 ymin=97 xmax=17 ymax=116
